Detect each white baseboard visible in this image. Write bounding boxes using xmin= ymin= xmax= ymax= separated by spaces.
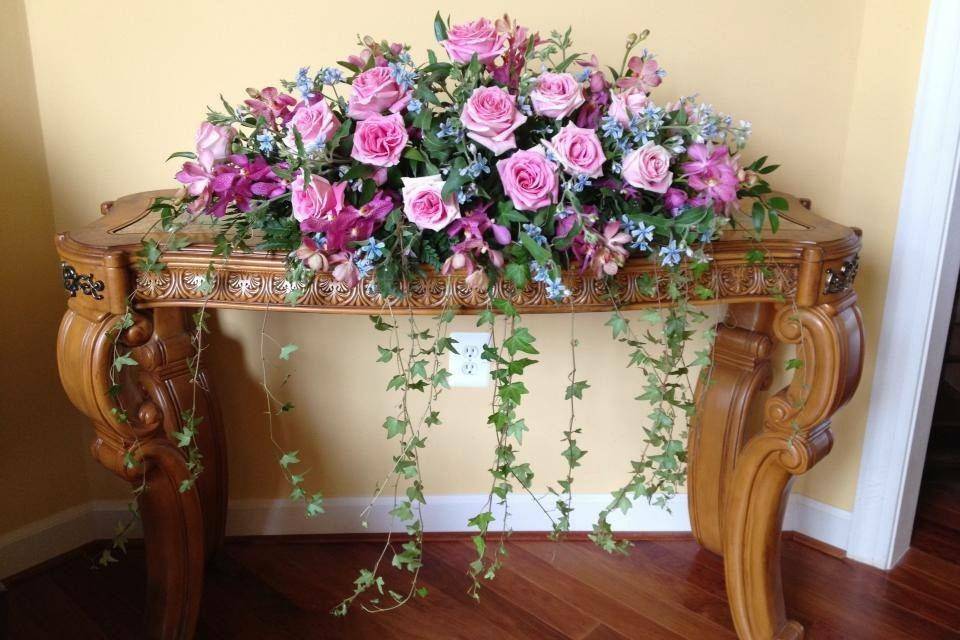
xmin=0 ymin=491 xmax=853 ymax=579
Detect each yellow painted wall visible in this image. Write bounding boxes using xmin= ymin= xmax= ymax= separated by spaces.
xmin=10 ymin=0 xmax=929 ymax=517
xmin=0 ymin=0 xmax=92 ymax=535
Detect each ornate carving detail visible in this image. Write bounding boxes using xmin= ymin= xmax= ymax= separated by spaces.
xmin=135 ymin=261 xmax=800 ymax=311
xmin=62 ymin=262 xmax=105 ymax=300
xmin=824 ymin=254 xmax=859 ymax=294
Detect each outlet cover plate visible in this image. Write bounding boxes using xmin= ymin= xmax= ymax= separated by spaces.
xmin=448 ymin=332 xmax=491 ymax=388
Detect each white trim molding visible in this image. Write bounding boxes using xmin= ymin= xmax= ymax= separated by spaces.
xmin=1 ymin=492 xmax=851 ymax=580
xmin=847 ymin=0 xmax=960 ymax=570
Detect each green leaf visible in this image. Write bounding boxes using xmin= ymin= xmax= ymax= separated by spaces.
xmin=279 ymin=343 xmax=299 ymax=360
xmin=785 ymin=358 xmax=804 ymax=371
xmin=499 ymin=381 xmax=529 ymax=404
xmin=564 ymin=380 xmax=590 ymax=400
xmin=492 ymin=298 xmax=518 ymax=318
xmin=279 ymin=451 xmax=300 ymax=468
xmin=433 ymin=11 xmax=448 ymax=42
xmin=751 ymin=201 xmax=765 ymax=234
xmin=504 ymin=262 xmax=529 ymax=288
xmin=506 ymin=419 xmax=529 ymax=443
xmin=767 ymin=196 xmax=789 ymax=212
xmin=503 ymin=327 xmax=538 ymax=356
xmin=377 ymin=346 xmax=394 ymax=362
xmin=519 ymin=232 xmax=551 ymax=264
xmin=113 ymin=352 xmax=138 ymax=371
xmin=306 ymin=493 xmax=325 ymax=517
xmin=605 ymin=314 xmax=629 ymax=338
xmin=403 ymin=147 xmax=427 ymax=162
xmin=387 ymin=374 xmax=406 ymax=391
xmin=384 ymin=416 xmax=407 ymax=439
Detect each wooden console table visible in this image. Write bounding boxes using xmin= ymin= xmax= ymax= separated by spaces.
xmin=55 ymin=191 xmax=863 ymax=639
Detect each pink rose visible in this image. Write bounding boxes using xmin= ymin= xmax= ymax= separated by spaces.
xmin=347 ymin=66 xmax=412 ymax=120
xmin=529 ymin=72 xmax=585 ymax=120
xmin=195 ymin=123 xmax=234 ymax=170
xmin=460 ymin=86 xmax=527 ymax=155
xmin=291 ymin=172 xmax=348 ymax=232
xmin=350 ymin=113 xmax=408 ymax=167
xmin=546 ymin=123 xmax=605 ymax=178
xmin=285 ymin=100 xmax=341 ymax=150
xmin=401 ymin=175 xmax=461 ymax=231
xmin=621 ymin=142 xmax=673 ymax=193
xmin=608 ymin=89 xmax=648 ymax=126
xmin=442 ymin=18 xmax=508 ymax=64
xmin=496 ymin=149 xmax=559 ymax=211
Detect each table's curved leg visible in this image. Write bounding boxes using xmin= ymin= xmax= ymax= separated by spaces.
xmin=57 ymin=302 xmax=224 ymax=639
xmin=722 ymin=294 xmax=864 ymax=639
xmin=689 ymin=303 xmax=776 ymax=554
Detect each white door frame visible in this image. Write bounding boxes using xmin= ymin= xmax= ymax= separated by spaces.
xmin=847 ymin=0 xmax=960 ymax=570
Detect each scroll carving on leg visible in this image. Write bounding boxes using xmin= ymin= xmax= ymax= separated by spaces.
xmin=722 ymin=293 xmax=864 ymax=640
xmin=56 ymin=300 xmax=225 ymax=640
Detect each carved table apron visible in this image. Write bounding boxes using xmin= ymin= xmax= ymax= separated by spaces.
xmin=55 ymin=191 xmax=863 ymax=640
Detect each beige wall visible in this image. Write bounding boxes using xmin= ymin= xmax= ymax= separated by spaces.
xmin=0 ymin=0 xmax=92 ymax=535
xmin=6 ymin=0 xmax=929 ymax=521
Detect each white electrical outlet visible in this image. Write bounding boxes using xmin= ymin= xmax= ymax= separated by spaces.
xmin=448 ymin=332 xmax=491 ymax=388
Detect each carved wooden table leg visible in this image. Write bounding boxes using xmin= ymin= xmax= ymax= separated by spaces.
xmin=689 ymin=303 xmax=776 ymax=554
xmin=722 ymin=294 xmax=864 ymax=639
xmin=56 ymin=252 xmax=227 ymax=639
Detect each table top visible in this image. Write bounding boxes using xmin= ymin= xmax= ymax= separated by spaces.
xmin=56 ymin=190 xmax=861 ymax=314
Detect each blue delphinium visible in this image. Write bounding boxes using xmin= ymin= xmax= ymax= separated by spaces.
xmin=295 ymin=66 xmax=314 ymax=99
xmin=437 ymin=119 xmax=464 ymax=141
xmin=320 ymin=67 xmax=343 ymax=85
xmin=531 ymin=261 xmax=571 ymax=301
xmin=600 ymin=116 xmax=624 ymax=141
xmin=389 ymin=62 xmax=418 ymax=90
xmin=407 ymin=98 xmax=423 ymax=114
xmin=459 ymin=156 xmax=490 ymax=180
xmin=621 ymin=215 xmax=656 ymax=251
xmin=522 ymin=224 xmax=548 ymax=246
xmin=658 ymin=239 xmax=684 ymax=267
xmin=354 ymin=255 xmax=375 ymax=279
xmin=358 ymin=237 xmax=386 ymax=261
xmin=571 ymin=174 xmax=592 ymax=193
xmin=256 ymin=133 xmax=275 ymax=154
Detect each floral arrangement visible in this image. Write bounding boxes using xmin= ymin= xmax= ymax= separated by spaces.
xmin=137 ymin=13 xmax=787 ymax=615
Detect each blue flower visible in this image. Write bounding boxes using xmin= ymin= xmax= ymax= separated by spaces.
xmin=658 ymin=239 xmax=683 ymax=267
xmin=407 ymin=98 xmax=423 ymax=114
xmin=437 ymin=119 xmax=463 ymax=140
xmin=295 ymin=66 xmax=314 ymax=99
xmin=611 ymin=161 xmax=623 ymax=175
xmin=575 ymin=68 xmax=592 ymax=82
xmin=256 ymin=133 xmax=275 ymax=154
xmin=545 ymin=279 xmax=571 ymax=301
xmin=320 ymin=67 xmax=343 ymax=85
xmin=354 ymin=256 xmax=375 ymax=279
xmin=571 ymin=174 xmax=592 ymax=193
xmin=358 ymin=237 xmax=386 ymax=260
xmin=459 ymin=156 xmax=490 ymax=179
xmin=388 ymin=62 xmax=418 ymax=90
xmin=621 ymin=216 xmax=655 ymax=251
xmin=600 ymin=116 xmax=624 ymax=140
xmin=522 ymin=224 xmax=548 ymax=246
xmin=397 ymin=51 xmax=414 ymax=66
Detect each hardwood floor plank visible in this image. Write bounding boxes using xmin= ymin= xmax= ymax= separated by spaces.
xmin=580 ymin=623 xmax=633 ymax=640
xmin=899 ymin=548 xmax=960 ymax=589
xmin=516 ymin=541 xmax=736 ymax=639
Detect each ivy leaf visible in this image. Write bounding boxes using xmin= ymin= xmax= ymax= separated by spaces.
xmin=504 ymin=262 xmax=529 ymax=288
xmin=387 ymin=374 xmax=406 ymax=391
xmin=785 ymin=358 xmax=804 ymax=371
xmin=113 ymin=352 xmax=138 ymax=371
xmin=383 ymin=416 xmax=407 ymax=439
xmin=410 ymin=359 xmax=429 ymax=380
xmin=506 ymin=419 xmax=529 ymax=443
xmin=279 ymin=451 xmax=300 ymax=468
xmin=605 ymin=314 xmax=629 ymax=339
xmin=499 ymin=381 xmax=529 ymax=404
xmin=564 ymin=380 xmax=590 ymax=400
xmin=519 ymin=232 xmax=551 ymax=264
xmin=306 ymin=493 xmax=325 ymax=517
xmin=279 ymin=343 xmax=299 ymax=360
xmin=503 ymin=327 xmax=538 ymax=355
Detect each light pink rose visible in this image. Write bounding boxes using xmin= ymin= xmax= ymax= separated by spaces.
xmin=347 ymin=66 xmax=412 ymax=120
xmin=529 ymin=72 xmax=585 ymax=120
xmin=608 ymin=89 xmax=648 ymax=126
xmin=442 ymin=18 xmax=508 ymax=64
xmin=285 ymin=100 xmax=341 ymax=150
xmin=350 ymin=113 xmax=409 ymax=167
xmin=621 ymin=142 xmax=673 ymax=193
xmin=460 ymin=86 xmax=527 ymax=155
xmin=401 ymin=174 xmax=461 ymax=231
xmin=496 ymin=149 xmax=559 ymax=211
xmin=546 ymin=123 xmax=605 ymax=178
xmin=291 ymin=172 xmax=348 ymax=232
xmin=195 ymin=123 xmax=234 ymax=170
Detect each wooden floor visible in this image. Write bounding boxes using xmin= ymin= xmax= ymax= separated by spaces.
xmin=5 ymin=529 xmax=960 ymax=639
